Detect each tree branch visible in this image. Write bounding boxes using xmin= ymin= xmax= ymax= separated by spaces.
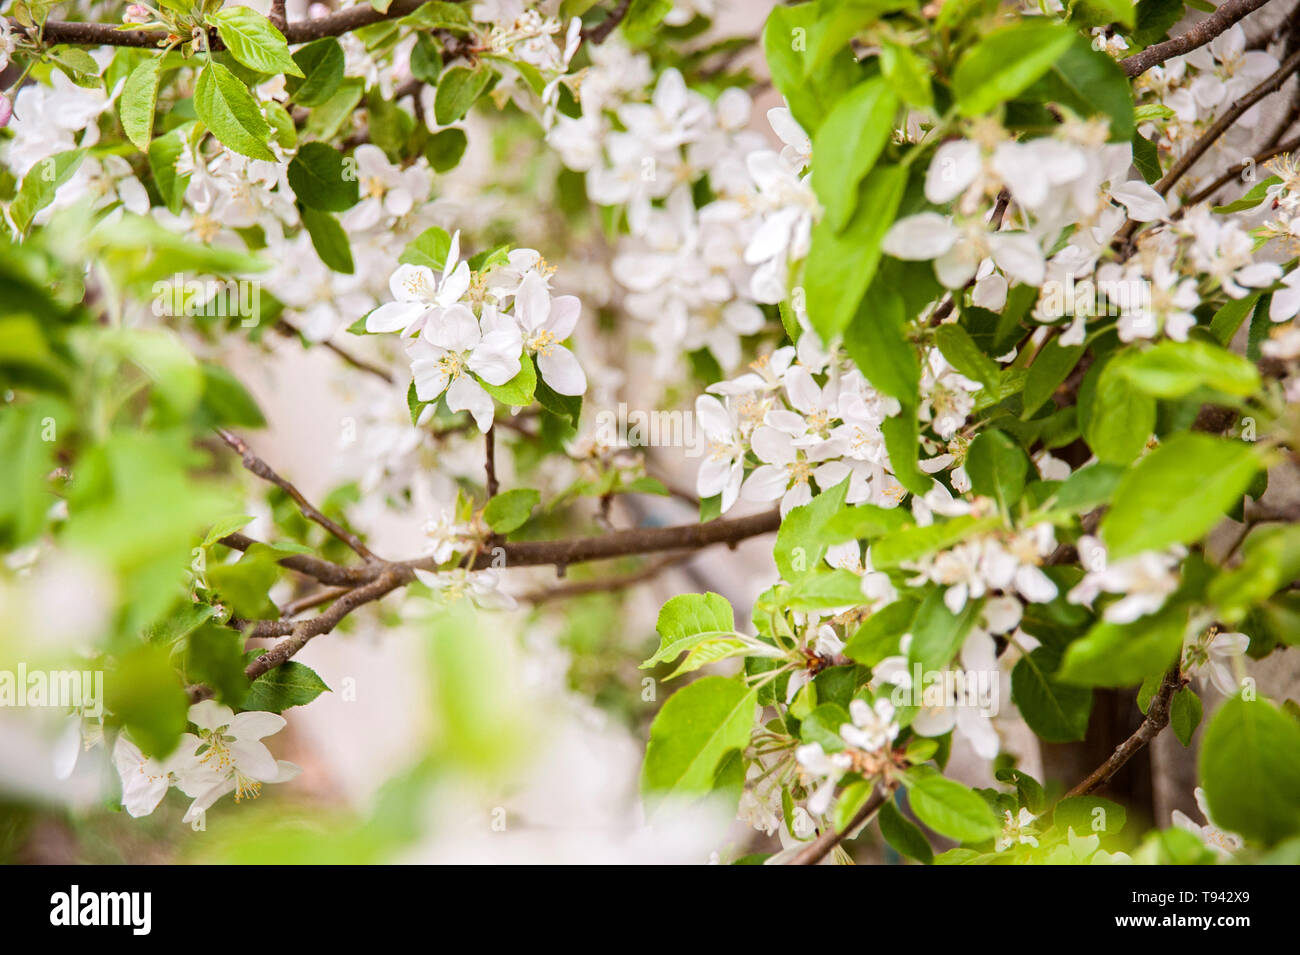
xmin=580 ymin=0 xmax=632 ymax=45
xmin=1155 ymin=46 xmax=1300 ymax=198
xmin=9 ymin=0 xmax=431 ymax=50
xmin=1064 ymin=667 xmax=1184 ymax=799
xmin=216 ymin=428 xmax=379 ymax=562
xmin=788 ymin=780 xmax=897 ymax=865
xmin=244 ymin=567 xmax=411 ymax=680
xmin=1119 ymin=0 xmax=1276 ymax=77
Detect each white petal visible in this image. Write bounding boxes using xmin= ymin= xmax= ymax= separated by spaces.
xmin=883 ymin=213 xmax=958 ymax=260
xmin=538 ymin=346 xmax=587 ymax=395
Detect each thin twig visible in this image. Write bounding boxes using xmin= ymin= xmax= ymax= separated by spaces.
xmin=580 ymin=0 xmax=632 ymax=45
xmin=1064 ymin=667 xmax=1184 ymax=798
xmin=1119 ymin=0 xmax=1276 ymax=78
xmin=788 ymin=781 xmax=897 ymax=865
xmin=245 ymin=568 xmax=410 ymax=679
xmin=216 ymin=427 xmax=379 ymax=562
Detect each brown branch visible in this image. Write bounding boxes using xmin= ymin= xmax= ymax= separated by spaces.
xmin=485 ymin=423 xmax=499 ymax=498
xmin=1115 ymin=46 xmax=1300 ymax=250
xmin=215 ymin=428 xmax=379 ymax=562
xmin=218 ymin=531 xmax=368 ymax=586
xmin=580 ymin=0 xmax=632 ymax=45
xmin=788 ymin=780 xmax=897 ymax=865
xmin=269 ymin=0 xmax=287 ymax=32
xmin=1182 ymin=133 xmax=1300 ymax=207
xmin=280 ymin=584 xmax=352 ymax=617
xmin=1064 ymin=667 xmax=1184 ymax=799
xmin=10 ymin=0 xmax=431 ymax=50
xmin=1155 ymin=46 xmax=1300 ymax=198
xmin=1119 ymin=0 xmax=1276 ymax=78
xmin=244 ymin=568 xmax=411 ymax=680
xmin=450 ymin=506 xmax=781 ymax=572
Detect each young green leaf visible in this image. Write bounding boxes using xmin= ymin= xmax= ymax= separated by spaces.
xmin=208 ymin=6 xmax=304 ymax=78
xmin=194 ymin=63 xmax=278 ymax=161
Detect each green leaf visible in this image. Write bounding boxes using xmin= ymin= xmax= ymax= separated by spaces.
xmin=1208 ymin=292 xmax=1260 ymax=345
xmin=846 ymin=292 xmax=920 ymax=413
xmin=774 ymin=476 xmax=850 ymax=579
xmin=424 ymin=127 xmax=468 ymax=173
xmin=200 ymin=363 xmax=266 ymax=427
xmin=1115 ymin=339 xmax=1260 ymax=398
xmin=1100 ymin=433 xmax=1261 ymax=559
xmin=532 ymin=355 xmax=582 ymax=426
xmin=805 ymin=164 xmax=907 ymax=341
xmin=934 ymin=324 xmax=999 ymax=393
xmin=908 ymin=586 xmax=981 ymax=672
xmin=10 ymin=150 xmax=85 ymax=234
xmin=811 ymin=79 xmax=898 ymax=232
xmin=1011 ymin=645 xmax=1092 ymax=742
xmin=207 ymin=546 xmax=282 ymax=618
xmin=287 ymin=37 xmax=345 ymax=106
xmin=879 ymin=39 xmax=932 ymax=109
xmin=1213 ymin=175 xmax=1279 ymax=214
xmin=402 ymin=0 xmax=475 ymax=30
xmin=1070 ymin=0 xmax=1136 ymax=28
xmin=879 ymin=797 xmax=934 ymax=863
xmin=482 ymin=487 xmax=539 ymax=533
xmin=844 ymin=598 xmax=918 ymax=665
xmin=1052 ymin=462 xmax=1124 ymax=514
xmin=202 ymin=513 xmax=256 ymax=546
xmin=952 ymin=22 xmax=1075 ymax=116
xmin=479 ymin=355 xmax=535 ymax=405
xmin=1131 ymin=131 xmax=1162 ymax=183
xmin=434 ymin=64 xmax=495 ymax=125
xmin=643 ymin=592 xmax=736 ymax=668
xmin=640 ymin=676 xmax=757 ymax=807
xmin=905 ymin=767 xmax=1001 ymax=842
xmin=881 ymin=410 xmax=929 ymax=496
xmin=1023 ymin=337 xmax=1084 ymax=418
xmin=105 ymin=645 xmax=191 ymax=758
xmin=194 ymin=63 xmax=277 ymax=161
xmin=1053 ymin=794 xmax=1126 ymax=836
xmin=208 ymin=6 xmax=304 ymax=78
xmin=120 ymin=56 xmax=164 ymax=150
xmin=1209 ymin=524 xmax=1300 ymax=624
xmin=761 ymin=2 xmax=856 ymax=133
xmin=1081 ymin=357 xmax=1155 ymax=465
xmin=288 ymin=142 xmax=360 ymax=211
xmin=965 ymin=429 xmax=1029 ymax=511
xmin=300 ymin=206 xmax=355 ymax=273
xmin=400 ymin=226 xmax=452 ymax=271
xmin=149 ymin=123 xmax=195 ymax=215
xmin=1058 ymin=602 xmax=1186 ymax=686
xmin=1170 ymin=685 xmax=1201 ymax=746
xmin=1200 ymin=696 xmax=1300 ymax=845
xmin=242 ymin=661 xmax=331 ymax=712
xmin=1028 ymin=35 xmax=1134 ymax=140
xmin=664 ymin=637 xmax=752 ymax=680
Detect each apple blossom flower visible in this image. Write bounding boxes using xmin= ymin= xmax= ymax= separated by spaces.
xmin=795 ymin=742 xmax=852 ymax=816
xmin=366 ymin=231 xmax=472 ymax=336
xmin=178 ymin=701 xmax=301 ymax=823
xmin=407 ymin=304 xmax=523 ymax=432
xmin=513 ymin=271 xmax=587 ymax=395
xmin=1171 ymin=787 xmax=1243 ymax=857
